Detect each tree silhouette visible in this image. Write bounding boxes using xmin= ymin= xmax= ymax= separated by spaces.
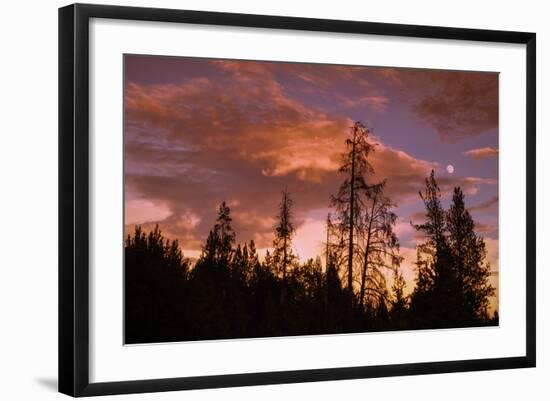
xmin=273 ymin=189 xmax=296 ymax=281
xmin=409 ymin=170 xmax=458 ymax=327
xmin=390 ymin=267 xmax=408 ymax=328
xmin=331 ymin=122 xmax=376 ymax=295
xmin=200 ymin=201 xmax=236 ymax=264
xmin=447 ymin=187 xmax=495 ymax=323
xmin=245 ymin=240 xmax=261 ymax=283
xmin=124 ymin=225 xmax=190 ymax=343
xmin=124 ymin=131 xmax=498 ymax=344
xmin=358 ymin=180 xmax=402 ymax=310
xmin=231 ymin=243 xmax=248 ymax=285
xmin=409 ymin=171 xmax=495 ymax=328
xmin=215 ymin=201 xmax=236 ymax=264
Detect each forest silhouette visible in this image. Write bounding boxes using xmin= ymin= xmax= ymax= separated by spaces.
xmin=125 ymin=122 xmax=497 ymax=344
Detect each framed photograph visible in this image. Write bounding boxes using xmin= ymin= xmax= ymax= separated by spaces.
xmin=59 ymin=3 xmax=536 ymax=397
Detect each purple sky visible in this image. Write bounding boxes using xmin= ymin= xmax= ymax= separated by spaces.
xmin=124 ymin=54 xmax=499 ymax=306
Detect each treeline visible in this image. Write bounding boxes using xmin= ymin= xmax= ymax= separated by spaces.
xmin=125 ymin=122 xmax=497 ymax=344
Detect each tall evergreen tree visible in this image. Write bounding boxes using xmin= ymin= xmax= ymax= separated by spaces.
xmin=447 ymin=187 xmax=494 ymax=323
xmin=409 ymin=170 xmax=457 ymax=327
xmin=215 ymin=201 xmax=236 ymax=264
xmin=273 ymin=189 xmax=296 ymax=280
xmin=201 ymin=201 xmax=236 ymax=265
xmin=331 ymin=121 xmax=376 ymax=295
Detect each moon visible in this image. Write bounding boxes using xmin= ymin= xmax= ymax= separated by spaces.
xmin=446 ymin=164 xmax=455 ymax=174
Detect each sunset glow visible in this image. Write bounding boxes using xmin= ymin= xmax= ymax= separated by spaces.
xmin=124 ymin=55 xmax=499 ymax=313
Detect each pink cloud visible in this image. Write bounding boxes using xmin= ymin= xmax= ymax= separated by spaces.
xmin=124 ymin=59 xmax=497 ymax=256
xmin=463 ymin=147 xmax=499 ymax=159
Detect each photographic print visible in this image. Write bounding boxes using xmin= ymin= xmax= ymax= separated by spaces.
xmin=123 ymin=55 xmax=499 ymax=344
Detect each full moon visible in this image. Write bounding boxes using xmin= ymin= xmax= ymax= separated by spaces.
xmin=446 ymin=164 xmax=455 ymax=174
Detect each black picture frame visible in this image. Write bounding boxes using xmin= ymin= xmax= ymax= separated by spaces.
xmin=59 ymin=3 xmax=536 ymax=397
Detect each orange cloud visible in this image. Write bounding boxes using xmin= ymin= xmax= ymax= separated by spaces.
xmin=124 ymin=59 xmax=497 ymax=256
xmin=463 ymin=147 xmax=499 ymax=159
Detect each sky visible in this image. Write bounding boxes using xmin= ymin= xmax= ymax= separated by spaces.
xmin=124 ymin=54 xmax=499 ymax=311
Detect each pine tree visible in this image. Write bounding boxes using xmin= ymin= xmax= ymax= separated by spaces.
xmin=215 ymin=201 xmax=236 ymax=265
xmin=125 ymin=225 xmax=189 ymax=343
xmin=409 ymin=170 xmax=456 ymax=327
xmin=201 ymin=201 xmax=236 ymax=266
xmin=358 ymin=180 xmax=402 ymax=310
xmin=273 ymin=189 xmax=296 ymax=280
xmin=247 ymin=240 xmax=261 ymax=281
xmin=330 ymin=121 xmax=376 ymax=296
xmin=447 ymin=187 xmax=495 ymax=323
xmin=415 ymin=171 xmax=449 ymax=260
xmin=409 ymin=175 xmax=495 ymax=328
xmin=202 ymin=230 xmax=219 ymax=264
xmin=231 ymin=244 xmax=246 ymax=283
xmin=390 ymin=267 xmax=408 ymax=327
